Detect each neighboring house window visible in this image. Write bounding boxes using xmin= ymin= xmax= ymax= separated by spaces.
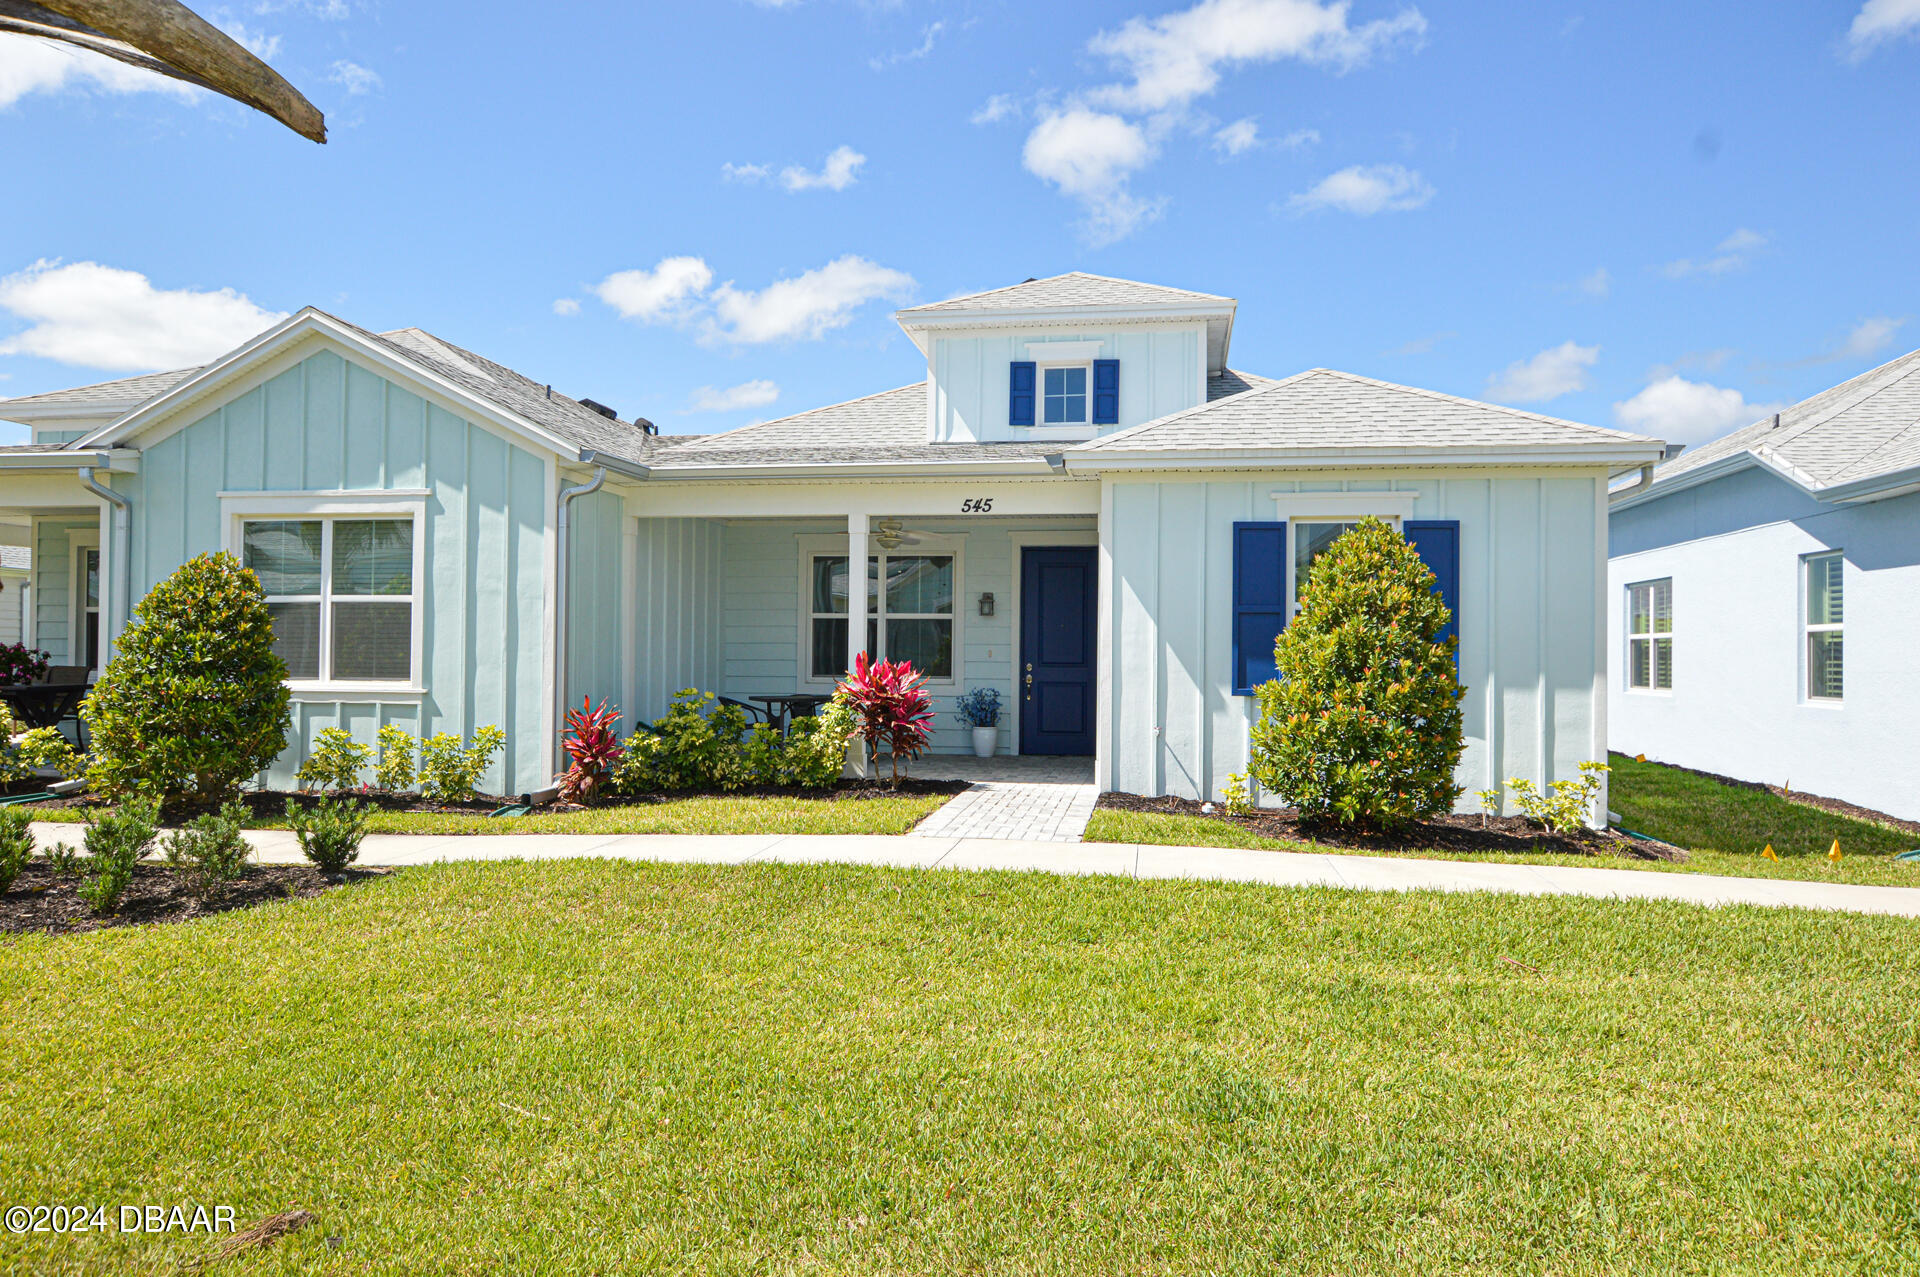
xmin=808 ymin=553 xmax=954 ymax=680
xmin=242 ymin=517 xmax=416 ymax=684
xmin=1804 ymin=551 xmax=1843 ymax=701
xmin=79 ymin=548 xmax=100 ymax=670
xmin=1042 ymin=366 xmax=1089 ymax=425
xmin=1291 ymin=521 xmax=1361 ymax=619
xmin=1627 ymin=578 xmax=1673 ymax=690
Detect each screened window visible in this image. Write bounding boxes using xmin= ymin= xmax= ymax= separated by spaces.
xmin=1042 ymin=366 xmax=1089 ymax=425
xmin=807 ymin=553 xmax=954 ymax=681
xmin=1804 ymin=552 xmax=1842 ymax=701
xmin=1627 ymin=578 xmax=1673 ymax=690
xmin=1291 ymin=521 xmax=1361 ymax=618
xmin=243 ymin=517 xmax=416 ymax=684
xmin=79 ymin=547 xmax=100 ymax=670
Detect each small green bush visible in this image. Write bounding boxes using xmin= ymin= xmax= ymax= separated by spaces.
xmin=19 ymin=727 xmax=84 ymax=780
xmin=296 ymin=727 xmax=372 ymax=792
xmin=164 ymin=800 xmax=252 ymax=899
xmin=288 ymin=794 xmax=369 ymax=873
xmin=44 ymin=839 xmax=80 ymax=876
xmin=417 ymin=725 xmax=505 ymax=805
xmin=77 ymin=796 xmax=159 ymax=914
xmin=1248 ymin=517 xmax=1465 ymax=832
xmin=0 ymin=807 xmax=32 ymax=892
xmin=780 ymin=694 xmax=856 ymax=789
xmin=375 ymin=724 xmax=416 ymax=792
xmin=612 ymin=690 xmax=856 ymax=794
xmin=82 ymin=552 xmax=291 ymax=809
xmin=1504 ymin=761 xmax=1610 ymax=834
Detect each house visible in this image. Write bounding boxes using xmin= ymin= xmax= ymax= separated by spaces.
xmin=0 ymin=274 xmax=1664 ymax=810
xmin=1608 ymin=348 xmax=1920 ymax=821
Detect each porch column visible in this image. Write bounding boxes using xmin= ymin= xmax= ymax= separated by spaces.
xmin=844 ymin=511 xmax=870 ymax=779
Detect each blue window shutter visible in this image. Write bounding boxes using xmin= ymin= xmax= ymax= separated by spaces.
xmin=1008 ymin=361 xmax=1036 ymax=426
xmin=1404 ymin=520 xmax=1461 ymax=669
xmin=1092 ymin=358 xmax=1120 ymax=425
xmin=1231 ymin=521 xmax=1288 ymax=695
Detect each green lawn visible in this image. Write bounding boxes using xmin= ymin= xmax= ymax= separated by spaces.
xmin=2 ymin=861 xmax=1915 ymax=1273
xmin=31 ymin=793 xmax=950 ymax=837
xmin=1086 ymin=754 xmax=1920 ymax=888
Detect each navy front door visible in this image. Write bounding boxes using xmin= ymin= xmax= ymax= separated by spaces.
xmin=1019 ymin=546 xmax=1096 ymax=755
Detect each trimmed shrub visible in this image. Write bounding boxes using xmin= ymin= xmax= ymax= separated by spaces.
xmin=374 ymin=724 xmax=416 ymax=793
xmin=0 ymin=807 xmax=32 ymax=892
xmin=19 ymin=727 xmax=84 ymax=780
xmin=82 ymin=552 xmax=291 ymax=810
xmin=612 ymin=691 xmax=749 ymax=794
xmin=296 ymin=727 xmax=371 ymax=792
xmin=164 ymin=800 xmax=252 ymax=900
xmin=1248 ymin=517 xmax=1464 ymax=832
xmin=417 ymin=726 xmax=505 ymax=805
xmin=288 ymin=794 xmax=369 ymax=873
xmin=77 ymin=796 xmax=159 ymax=914
xmin=781 ymin=694 xmax=857 ymax=789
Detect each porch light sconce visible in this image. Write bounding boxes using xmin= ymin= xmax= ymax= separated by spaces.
xmin=978 ymin=592 xmax=995 ymax=617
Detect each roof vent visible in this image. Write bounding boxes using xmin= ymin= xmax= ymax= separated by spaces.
xmin=635 ymin=417 xmax=658 ymax=436
xmin=579 ymin=398 xmax=619 ymax=420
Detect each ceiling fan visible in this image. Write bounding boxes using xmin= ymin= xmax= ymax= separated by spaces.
xmin=872 ymin=518 xmax=921 ymax=550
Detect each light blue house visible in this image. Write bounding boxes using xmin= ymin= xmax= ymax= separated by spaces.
xmin=0 ymin=274 xmax=1663 ymax=809
xmin=1609 ymin=348 xmax=1920 ymax=820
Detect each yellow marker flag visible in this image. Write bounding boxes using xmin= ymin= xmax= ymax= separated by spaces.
xmin=1828 ymin=839 xmax=1842 ymax=863
xmin=1635 ymin=753 xmax=1646 ymax=763
xmin=1762 ymin=844 xmax=1778 ymax=862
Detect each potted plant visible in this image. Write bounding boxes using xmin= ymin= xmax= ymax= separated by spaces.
xmin=955 ymin=687 xmax=1001 ymax=758
xmin=0 ymin=643 xmax=49 ymax=688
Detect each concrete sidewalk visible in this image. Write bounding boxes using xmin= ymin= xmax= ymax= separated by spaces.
xmin=35 ymin=823 xmax=1920 ymax=918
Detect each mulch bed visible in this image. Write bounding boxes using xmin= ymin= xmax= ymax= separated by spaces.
xmin=1097 ymin=791 xmax=1686 ymax=861
xmin=1632 ymin=757 xmax=1920 ymax=839
xmin=0 ymin=861 xmax=386 ymax=937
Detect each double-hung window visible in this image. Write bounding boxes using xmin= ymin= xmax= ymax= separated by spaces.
xmin=807 ymin=552 xmax=955 ymax=681
xmin=1804 ymin=551 xmax=1843 ymax=701
xmin=1042 ymin=366 xmax=1089 ymax=425
xmin=243 ymin=516 xmax=417 ymax=685
xmin=1291 ymin=521 xmax=1362 ymax=620
xmin=1626 ymin=579 xmax=1673 ymax=690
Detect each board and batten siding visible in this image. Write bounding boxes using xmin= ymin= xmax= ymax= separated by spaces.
xmin=1103 ymin=472 xmax=1607 ymax=809
xmin=931 ymin=325 xmax=1205 ymax=443
xmin=32 ymin=517 xmax=93 ymax=663
xmin=117 ymin=348 xmax=556 ymax=794
xmin=623 ymin=516 xmax=724 ymax=725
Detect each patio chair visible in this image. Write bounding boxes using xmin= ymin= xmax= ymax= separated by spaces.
xmin=39 ymin=665 xmax=91 ymax=749
xmin=715 ymin=696 xmax=773 ymax=729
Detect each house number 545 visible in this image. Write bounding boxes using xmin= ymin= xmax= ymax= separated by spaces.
xmin=960 ymin=497 xmax=994 ymax=513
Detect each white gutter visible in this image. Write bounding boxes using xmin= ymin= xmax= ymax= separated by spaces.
xmin=1608 ymin=463 xmax=1656 ymax=503
xmin=1061 ymin=444 xmax=1667 ymax=472
xmin=642 ymin=456 xmax=1064 ymax=481
xmin=77 ymin=465 xmax=131 ymax=652
xmin=554 ymin=465 xmax=607 ymax=761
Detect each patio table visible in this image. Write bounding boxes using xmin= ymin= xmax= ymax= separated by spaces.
xmin=0 ymin=682 xmax=90 ymax=735
xmin=747 ymin=693 xmax=831 ymax=733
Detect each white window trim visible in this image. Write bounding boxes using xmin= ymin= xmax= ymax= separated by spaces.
xmin=1624 ymin=577 xmax=1673 ymax=694
xmin=795 ymin=532 xmax=965 ymax=689
xmin=66 ymin=527 xmax=100 ymax=675
xmin=1801 ymin=550 xmax=1843 ymax=704
xmin=1017 ymin=349 xmax=1102 ymax=440
xmin=222 ymin=493 xmax=428 ymax=698
xmin=1283 ymin=513 xmax=1404 ymax=623
xmin=1040 ymin=363 xmax=1092 ymax=428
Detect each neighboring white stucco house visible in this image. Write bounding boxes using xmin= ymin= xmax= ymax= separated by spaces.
xmin=0 ymin=273 xmax=1663 ymax=809
xmin=1608 ymin=348 xmax=1920 ymax=820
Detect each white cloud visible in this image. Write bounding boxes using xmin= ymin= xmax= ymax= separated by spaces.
xmin=1212 ymin=116 xmax=1260 ymax=156
xmin=1484 ymin=340 xmax=1599 ymax=404
xmin=327 ymin=61 xmax=381 ymax=95
xmin=217 ymin=20 xmax=282 ymax=60
xmin=551 ymin=298 xmax=580 ymax=316
xmin=707 ymin=255 xmax=915 ymax=344
xmin=1613 ymin=376 xmax=1785 ymax=444
xmin=971 ymin=93 xmax=1020 ymax=125
xmin=1848 ymin=0 xmax=1920 ymax=57
xmin=1286 ymin=163 xmax=1433 ymax=215
xmin=0 ymin=37 xmax=202 ymax=110
xmin=1086 ymin=0 xmax=1427 ymax=113
xmin=1023 ymin=108 xmax=1163 ymax=244
xmin=870 ymin=22 xmax=945 ymax=70
xmin=1662 ymin=228 xmax=1768 ymax=278
xmin=1276 ymin=126 xmax=1320 ymax=150
xmin=781 ymin=145 xmax=866 ymax=192
xmin=1576 ymin=267 xmax=1610 ymax=298
xmin=1792 ymin=315 xmax=1909 ymax=365
xmin=1381 ymin=330 xmax=1455 ymax=357
xmin=591 ymin=256 xmax=715 ymax=322
xmin=721 ymin=161 xmax=771 ymax=183
xmin=689 ymin=379 xmax=780 ymax=412
xmin=0 ymin=259 xmax=285 ymax=371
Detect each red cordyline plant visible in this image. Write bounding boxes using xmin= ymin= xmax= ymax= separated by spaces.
xmin=838 ymin=651 xmax=934 ymax=787
xmin=557 ymin=696 xmax=624 ymax=805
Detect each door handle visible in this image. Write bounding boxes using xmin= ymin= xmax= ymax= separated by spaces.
xmin=1025 ymin=671 xmax=1033 ymax=701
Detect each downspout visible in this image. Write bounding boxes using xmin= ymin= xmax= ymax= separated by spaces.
xmin=554 ymin=465 xmax=606 ymax=765
xmin=77 ymin=465 xmax=131 ymax=654
xmin=1608 ymin=463 xmax=1655 ymax=503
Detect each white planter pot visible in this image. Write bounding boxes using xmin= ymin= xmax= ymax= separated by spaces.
xmin=971 ymin=725 xmax=997 ymax=758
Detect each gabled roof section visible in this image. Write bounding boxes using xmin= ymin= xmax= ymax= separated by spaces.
xmin=1633 ymin=347 xmax=1920 ymax=505
xmin=1068 ymin=368 xmax=1662 ymax=467
xmin=898 ymin=272 xmax=1233 ymax=316
xmin=0 ymin=366 xmax=201 ymax=422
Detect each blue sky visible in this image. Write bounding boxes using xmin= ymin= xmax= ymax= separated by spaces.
xmin=1 ymin=0 xmax=1917 ymax=446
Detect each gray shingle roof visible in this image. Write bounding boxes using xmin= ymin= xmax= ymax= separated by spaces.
xmin=897 ymin=272 xmax=1234 ymax=316
xmin=0 ymin=366 xmax=201 ymax=416
xmin=1072 ymin=368 xmax=1659 ymax=457
xmin=1653 ymin=347 xmax=1920 ymax=493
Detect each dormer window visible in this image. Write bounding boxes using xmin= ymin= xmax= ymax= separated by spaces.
xmin=1043 ymin=366 xmax=1089 ymax=425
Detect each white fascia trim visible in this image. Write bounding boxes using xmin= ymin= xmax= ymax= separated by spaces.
xmin=899 ymin=304 xmax=1236 ymax=357
xmin=0 ymin=402 xmax=147 ymax=423
xmin=0 ymin=449 xmax=140 ymax=472
xmin=75 ymin=310 xmax=581 ymax=462
xmin=1063 ymin=444 xmax=1667 ymax=472
xmin=1609 ymin=448 xmax=1823 ymax=511
xmin=643 ymin=457 xmax=1063 ymax=481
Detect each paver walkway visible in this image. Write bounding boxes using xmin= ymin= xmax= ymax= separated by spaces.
xmin=905 ymin=755 xmax=1098 ymax=842
xmin=38 ymin=823 xmax=1920 ymax=918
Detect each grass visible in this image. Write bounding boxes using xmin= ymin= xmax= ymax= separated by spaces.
xmin=2 ymin=861 xmax=1915 ymax=1273
xmin=1085 ymin=754 xmax=1920 ymax=888
xmin=30 ymin=793 xmax=951 ymax=837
